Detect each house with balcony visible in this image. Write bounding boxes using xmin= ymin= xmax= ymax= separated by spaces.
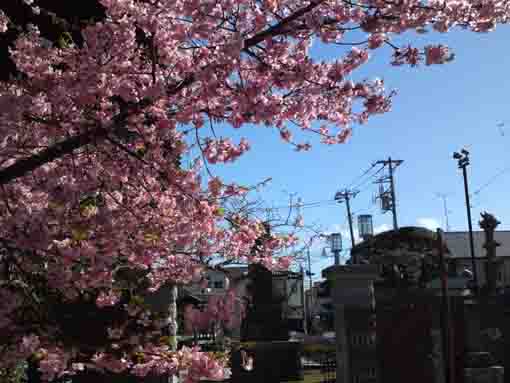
xmin=179 ymin=264 xmax=306 ymax=337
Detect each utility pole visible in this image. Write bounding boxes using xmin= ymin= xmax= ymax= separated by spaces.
xmin=334 ymin=189 xmax=358 ymax=248
xmin=388 ymin=157 xmax=398 ymax=230
xmin=300 ymin=264 xmax=308 ymax=335
xmin=306 ymin=247 xmax=313 ymax=333
xmin=307 ymin=247 xmax=313 ymax=292
xmin=453 ymin=149 xmax=478 ymax=293
xmin=436 ymin=193 xmax=451 ymax=232
xmin=375 ymin=158 xmax=403 ymax=231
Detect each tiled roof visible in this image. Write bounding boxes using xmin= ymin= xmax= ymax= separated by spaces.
xmin=444 ymin=231 xmax=510 ymax=258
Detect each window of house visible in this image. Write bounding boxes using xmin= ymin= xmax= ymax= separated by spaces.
xmin=351 ymin=333 xmax=375 ymax=347
xmin=351 ymin=334 xmax=370 ymax=346
xmin=214 ymin=280 xmax=224 ymax=289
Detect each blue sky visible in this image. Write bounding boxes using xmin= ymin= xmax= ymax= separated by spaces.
xmin=202 ymin=25 xmax=510 ymax=279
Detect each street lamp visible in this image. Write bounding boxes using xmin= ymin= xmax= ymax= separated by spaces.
xmin=330 ymin=232 xmax=342 ymax=251
xmin=329 ymin=232 xmax=343 ymax=265
xmin=320 ymin=232 xmax=343 ymax=265
xmin=453 ymin=148 xmax=478 ymax=293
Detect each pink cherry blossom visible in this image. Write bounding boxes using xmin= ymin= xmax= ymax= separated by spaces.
xmin=21 ymin=334 xmax=40 ymax=355
xmin=368 ymin=33 xmax=387 ymax=50
xmin=96 ymin=290 xmax=122 ymax=308
xmin=37 ymin=348 xmax=70 ymax=381
xmin=0 ymin=10 xmax=8 ymax=33
xmin=0 ymin=0 xmax=508 ymax=380
xmin=425 ymin=45 xmax=452 ymax=65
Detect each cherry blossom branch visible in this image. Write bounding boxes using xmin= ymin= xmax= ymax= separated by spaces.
xmin=105 ymin=136 xmax=150 ymax=166
xmin=0 ymin=1 xmax=327 ymax=186
xmin=0 ymin=126 xmax=107 ymax=185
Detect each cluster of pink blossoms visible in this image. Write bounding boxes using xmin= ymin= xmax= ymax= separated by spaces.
xmin=184 ymin=288 xmax=244 ymax=333
xmin=203 ymin=138 xmax=251 ymax=164
xmin=0 ymin=0 xmax=508 ymax=380
xmin=0 ymin=10 xmax=8 ymax=33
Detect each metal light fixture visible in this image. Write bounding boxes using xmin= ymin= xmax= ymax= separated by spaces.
xmin=320 ymin=232 xmax=343 ymax=265
xmin=329 ymin=232 xmax=342 ymax=253
xmin=320 ymin=233 xmax=343 ymax=265
xmin=358 ymin=214 xmax=374 ymax=240
xmin=453 ymin=149 xmax=470 ymax=168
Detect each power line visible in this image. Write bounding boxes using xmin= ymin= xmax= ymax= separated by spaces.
xmin=254 ymin=162 xmax=386 ymax=215
xmin=436 ymin=193 xmax=451 ymax=232
xmin=255 ymin=199 xmax=335 ymax=211
xmin=301 ymin=201 xmax=338 ymax=209
xmin=254 ymin=167 xmax=383 ymax=212
xmin=350 ymin=164 xmax=385 ymax=191
xmin=472 ymin=165 xmax=510 ymax=196
xmin=352 ymin=195 xmax=377 ymax=216
xmin=346 ymin=163 xmax=378 ymax=189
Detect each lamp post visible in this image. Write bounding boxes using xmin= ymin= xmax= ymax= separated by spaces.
xmin=329 ymin=232 xmax=343 ymax=265
xmin=453 ymin=148 xmax=478 ymax=293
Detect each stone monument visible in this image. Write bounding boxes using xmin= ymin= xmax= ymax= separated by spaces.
xmin=233 ymin=263 xmax=302 ymax=383
xmin=479 ymin=212 xmax=501 ymax=295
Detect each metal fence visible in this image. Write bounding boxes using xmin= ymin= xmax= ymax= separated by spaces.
xmin=319 ymin=352 xmax=337 ymax=383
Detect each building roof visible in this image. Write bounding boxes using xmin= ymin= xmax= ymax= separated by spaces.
xmin=351 ymin=226 xmax=440 ymax=255
xmin=444 ymin=231 xmax=510 ymax=259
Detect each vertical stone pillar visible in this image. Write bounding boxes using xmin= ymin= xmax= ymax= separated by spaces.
xmin=479 ymin=212 xmax=501 ymax=295
xmin=322 ymin=265 xmax=379 ymax=383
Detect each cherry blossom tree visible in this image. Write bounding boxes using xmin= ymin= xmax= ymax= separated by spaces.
xmin=0 ymin=0 xmax=508 ymax=381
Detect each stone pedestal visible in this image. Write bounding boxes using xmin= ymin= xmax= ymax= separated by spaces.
xmin=465 ymin=367 xmax=504 ymax=383
xmin=465 ymin=352 xmax=504 ymax=383
xmin=323 ymin=265 xmax=379 ymax=383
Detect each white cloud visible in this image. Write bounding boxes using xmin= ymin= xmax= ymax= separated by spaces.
xmin=374 ymin=224 xmax=391 ymax=234
xmin=416 ymin=217 xmax=441 ymax=231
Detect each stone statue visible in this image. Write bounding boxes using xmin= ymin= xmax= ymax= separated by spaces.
xmin=240 ymin=263 xmax=288 ymax=342
xmin=479 ymin=212 xmax=500 ymax=232
xmin=479 ymin=212 xmax=501 ymax=295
